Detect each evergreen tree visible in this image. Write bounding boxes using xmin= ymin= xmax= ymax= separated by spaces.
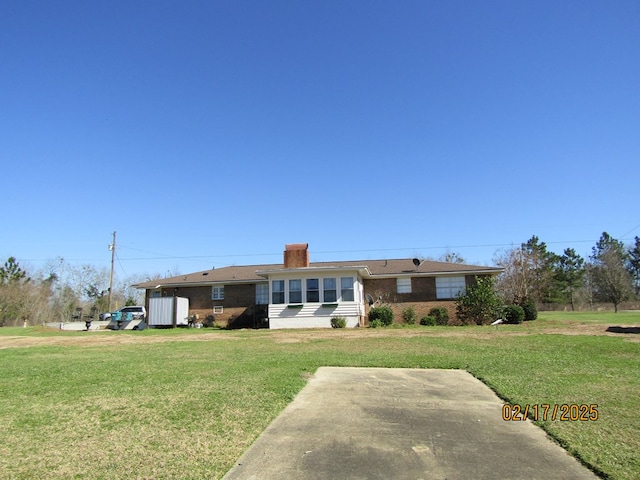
xmin=627 ymin=236 xmax=640 ymax=297
xmin=590 ymin=232 xmax=634 ymax=312
xmin=554 ymin=248 xmax=585 ymax=311
xmin=495 ymin=236 xmax=557 ymax=306
xmin=0 ymin=257 xmax=30 ymax=285
xmin=521 ymin=236 xmax=557 ymax=304
xmin=455 ymin=276 xmax=503 ymax=325
xmin=0 ymin=257 xmax=31 ymax=326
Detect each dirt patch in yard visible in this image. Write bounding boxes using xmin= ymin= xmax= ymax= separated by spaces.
xmin=2 ymin=321 xmax=638 ymax=349
xmin=0 ymin=330 xmax=234 ymax=349
xmin=268 ymin=323 xmax=640 ymax=343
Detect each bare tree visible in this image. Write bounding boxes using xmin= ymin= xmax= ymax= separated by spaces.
xmin=438 ymin=251 xmax=466 ymax=264
xmin=0 ymin=257 xmax=31 ymax=326
xmin=590 ymin=232 xmax=634 ymax=312
xmin=494 ymin=247 xmax=530 ymax=304
xmin=116 ymin=273 xmax=150 ymax=306
xmin=494 ymin=236 xmax=559 ymax=306
xmin=0 ymin=258 xmax=60 ymax=326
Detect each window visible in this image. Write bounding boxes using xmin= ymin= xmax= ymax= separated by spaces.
xmin=397 ymin=278 xmax=412 ymax=294
xmin=289 ymin=279 xmax=302 ymax=303
xmin=272 ymin=280 xmax=285 ymax=304
xmin=306 ymin=278 xmax=319 ymax=303
xmin=213 ymin=306 xmax=224 ymax=314
xmin=436 ymin=276 xmax=466 ymax=299
xmin=255 ymin=284 xmax=269 ymax=305
xmin=341 ymin=277 xmax=354 ymax=301
xmin=323 ymin=278 xmax=337 ymax=302
xmin=211 ymin=286 xmax=225 ymax=300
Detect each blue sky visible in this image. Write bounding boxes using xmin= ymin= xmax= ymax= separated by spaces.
xmin=1 ymin=0 xmax=638 ymax=280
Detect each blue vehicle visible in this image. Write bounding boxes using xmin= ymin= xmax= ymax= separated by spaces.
xmin=100 ymin=306 xmax=146 ymax=322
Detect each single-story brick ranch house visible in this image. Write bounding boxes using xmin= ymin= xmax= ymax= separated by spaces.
xmin=134 ymin=244 xmax=502 ymax=329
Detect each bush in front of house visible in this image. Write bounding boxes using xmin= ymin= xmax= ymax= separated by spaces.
xmin=503 ymin=305 xmax=525 ymax=324
xmin=402 ymin=306 xmax=417 ymax=325
xmin=420 ymin=315 xmax=437 ymax=326
xmin=429 ymin=307 xmax=449 ymax=326
xmin=519 ymin=299 xmax=538 ymax=321
xmin=455 ymin=276 xmax=504 ymax=325
xmin=331 ymin=316 xmax=347 ymax=328
xmin=369 ymin=306 xmax=394 ymax=327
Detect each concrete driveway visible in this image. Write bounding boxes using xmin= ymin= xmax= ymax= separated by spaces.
xmin=223 ymin=367 xmax=598 ymax=480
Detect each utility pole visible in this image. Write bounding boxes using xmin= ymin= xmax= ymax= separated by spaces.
xmin=108 ymin=231 xmax=116 ymax=312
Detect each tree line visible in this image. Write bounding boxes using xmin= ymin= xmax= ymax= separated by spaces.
xmin=1 ymin=231 xmax=638 ymax=326
xmin=0 ymin=257 xmax=160 ymax=327
xmin=454 ymin=232 xmax=638 ymax=325
xmin=493 ymin=232 xmax=639 ymax=313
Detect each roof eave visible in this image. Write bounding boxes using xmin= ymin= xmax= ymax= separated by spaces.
xmin=370 ymin=268 xmax=503 ymax=278
xmin=135 ymin=278 xmax=267 ymax=289
xmin=256 ymin=265 xmax=371 ymax=278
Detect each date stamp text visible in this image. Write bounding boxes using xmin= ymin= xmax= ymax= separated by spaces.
xmin=502 ymin=404 xmax=599 ymax=421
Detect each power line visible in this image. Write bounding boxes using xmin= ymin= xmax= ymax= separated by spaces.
xmin=620 ymin=222 xmax=640 ymax=240
xmin=114 ymin=251 xmax=128 ymax=278
xmin=116 ymin=239 xmax=600 ymax=262
xmin=15 ymin=234 xmax=632 ymax=266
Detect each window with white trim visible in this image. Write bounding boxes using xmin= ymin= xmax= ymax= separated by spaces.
xmin=397 ymin=278 xmax=412 ymax=294
xmin=323 ymin=278 xmax=337 ymax=302
xmin=255 ymin=284 xmax=269 ymax=305
xmin=289 ymin=279 xmax=302 ymax=303
xmin=272 ymin=280 xmax=285 ymax=304
xmin=307 ymin=279 xmax=319 ymax=303
xmin=436 ymin=276 xmax=466 ymax=299
xmin=341 ymin=277 xmax=354 ymax=301
xmin=211 ymin=286 xmax=225 ymax=300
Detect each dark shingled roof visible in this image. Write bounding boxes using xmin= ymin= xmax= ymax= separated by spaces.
xmin=134 ymin=259 xmax=501 ymax=289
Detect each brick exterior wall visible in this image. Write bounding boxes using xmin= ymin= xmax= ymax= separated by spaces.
xmin=363 ymin=277 xmax=438 ymax=304
xmin=366 ymin=301 xmax=459 ymax=326
xmin=362 ymin=275 xmax=484 ymax=325
xmin=284 ymin=244 xmax=310 ymax=268
xmin=146 ymin=273 xmax=493 ymax=328
xmin=151 ymin=283 xmax=265 ymax=328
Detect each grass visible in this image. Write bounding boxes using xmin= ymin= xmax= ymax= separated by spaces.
xmin=537 ymin=310 xmax=640 ymax=325
xmin=0 ymin=311 xmax=638 ymax=479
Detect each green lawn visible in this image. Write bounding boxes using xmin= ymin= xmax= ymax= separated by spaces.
xmin=0 ymin=312 xmax=638 ymax=479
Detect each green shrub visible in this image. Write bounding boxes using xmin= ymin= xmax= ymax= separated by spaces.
xmin=520 ymin=299 xmax=538 ymax=321
xmin=330 ymin=316 xmax=347 ymax=328
xmin=369 ymin=319 xmax=383 ymax=328
xmin=429 ymin=307 xmax=449 ymax=326
xmin=369 ymin=306 xmax=394 ymax=327
xmin=402 ymin=306 xmax=417 ymax=325
xmin=504 ymin=305 xmax=525 ymax=324
xmin=420 ymin=315 xmax=437 ymax=326
xmin=455 ymin=276 xmax=504 ymax=325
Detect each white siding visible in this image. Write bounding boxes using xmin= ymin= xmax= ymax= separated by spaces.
xmin=175 ymin=297 xmax=189 ymax=326
xmin=148 ymin=297 xmax=190 ymax=326
xmin=149 ymin=297 xmax=174 ymax=326
xmin=268 ymin=303 xmax=361 ymax=329
xmin=266 ymin=269 xmax=365 ymax=329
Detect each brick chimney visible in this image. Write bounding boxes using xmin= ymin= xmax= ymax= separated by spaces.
xmin=284 ymin=243 xmax=309 ymax=268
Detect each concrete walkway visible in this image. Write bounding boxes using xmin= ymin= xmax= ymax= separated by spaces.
xmin=223 ymin=367 xmax=598 ymax=480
